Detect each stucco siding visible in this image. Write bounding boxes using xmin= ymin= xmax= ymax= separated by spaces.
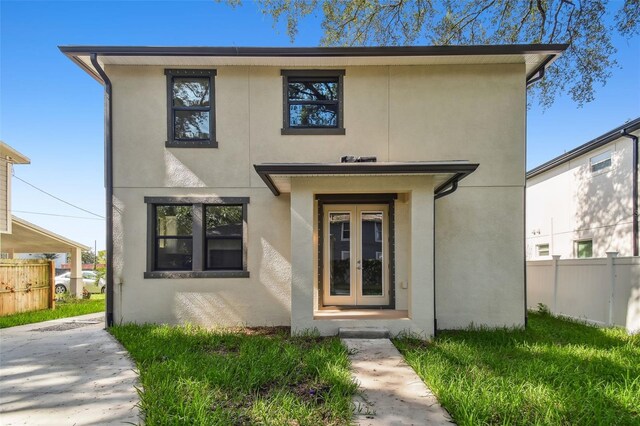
xmin=108 ymin=61 xmax=527 ymax=331
xmin=112 ymin=187 xmax=291 ymax=326
xmin=436 ymin=186 xmax=526 ymax=329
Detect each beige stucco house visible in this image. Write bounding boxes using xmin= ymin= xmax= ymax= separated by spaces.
xmin=61 ymin=44 xmax=565 ymax=337
xmin=527 ymin=117 xmax=640 ymax=260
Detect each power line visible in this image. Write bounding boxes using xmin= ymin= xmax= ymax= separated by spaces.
xmin=11 ymin=210 xmax=104 ymax=221
xmin=12 ymin=174 xmax=105 ymax=219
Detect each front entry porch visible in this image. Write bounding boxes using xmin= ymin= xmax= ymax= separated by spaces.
xmin=254 ymin=161 xmax=479 ymax=338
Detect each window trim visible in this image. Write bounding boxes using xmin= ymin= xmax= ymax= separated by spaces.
xmin=536 ymin=243 xmax=550 ymax=257
xmin=165 ymin=69 xmax=217 ymax=148
xmin=281 ymin=69 xmax=345 ymax=135
xmin=575 ymin=239 xmax=593 ymax=259
xmin=144 ymin=196 xmax=249 ymax=278
xmin=589 ymin=150 xmax=612 ymax=174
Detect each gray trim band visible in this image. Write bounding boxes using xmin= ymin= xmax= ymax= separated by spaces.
xmin=59 ymin=44 xmax=568 ymax=58
xmin=144 ymin=196 xmax=250 ymax=204
xmin=144 ymin=271 xmax=250 ymax=279
xmin=254 ymin=162 xmax=479 ymax=196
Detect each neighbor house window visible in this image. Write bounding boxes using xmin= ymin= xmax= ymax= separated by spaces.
xmin=281 ymin=70 xmax=345 ymax=135
xmin=590 ymin=151 xmax=611 ymax=173
xmin=536 ymin=243 xmax=550 ymax=257
xmin=576 ymin=240 xmax=593 ymax=258
xmin=165 ymin=69 xmax=217 ymax=147
xmin=145 ymin=197 xmax=248 ymax=278
xmin=341 ymin=222 xmax=350 ymax=241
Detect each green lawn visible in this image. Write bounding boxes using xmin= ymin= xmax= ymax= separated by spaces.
xmin=0 ymin=294 xmax=105 ymax=329
xmin=394 ymin=312 xmax=640 ymax=426
xmin=110 ymin=324 xmax=357 ymax=425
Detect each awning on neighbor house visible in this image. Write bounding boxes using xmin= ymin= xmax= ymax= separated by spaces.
xmin=1 ymin=216 xmax=90 ymax=253
xmin=254 ymin=161 xmax=479 ymax=196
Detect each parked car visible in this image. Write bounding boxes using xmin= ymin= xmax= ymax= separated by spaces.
xmin=54 ymin=271 xmax=105 ymax=294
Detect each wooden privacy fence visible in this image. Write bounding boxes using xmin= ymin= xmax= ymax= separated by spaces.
xmin=0 ymin=259 xmax=55 ymax=316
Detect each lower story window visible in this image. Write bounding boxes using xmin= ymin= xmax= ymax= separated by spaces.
xmin=536 ymin=243 xmax=550 ymax=257
xmin=145 ymin=197 xmax=249 ymax=278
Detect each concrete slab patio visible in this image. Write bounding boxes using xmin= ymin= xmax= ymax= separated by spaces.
xmin=343 ymin=338 xmax=453 ymax=426
xmin=0 ymin=313 xmax=141 ymax=425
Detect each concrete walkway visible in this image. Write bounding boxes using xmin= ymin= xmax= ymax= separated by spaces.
xmin=0 ymin=313 xmax=141 ymax=425
xmin=343 ymin=338 xmax=453 ymax=425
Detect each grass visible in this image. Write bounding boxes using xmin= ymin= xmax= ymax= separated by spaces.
xmin=0 ymin=294 xmax=105 ymax=329
xmin=110 ymin=325 xmax=357 ymax=425
xmin=394 ymin=312 xmax=640 ymax=426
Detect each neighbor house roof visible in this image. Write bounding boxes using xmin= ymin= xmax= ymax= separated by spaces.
xmin=254 ymin=161 xmax=479 ymax=196
xmin=527 ymin=117 xmax=640 ymax=179
xmin=0 ymin=141 xmax=30 ymax=164
xmin=59 ymin=44 xmax=567 ymax=85
xmin=2 ymin=216 xmax=90 ymax=252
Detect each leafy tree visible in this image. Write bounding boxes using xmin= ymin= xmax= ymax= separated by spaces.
xmin=81 ymin=250 xmax=97 ymax=265
xmin=243 ymin=0 xmax=639 ymax=108
xmin=39 ymin=253 xmax=59 ymax=261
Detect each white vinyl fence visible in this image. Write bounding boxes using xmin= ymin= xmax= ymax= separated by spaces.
xmin=527 ymin=253 xmax=640 ymax=333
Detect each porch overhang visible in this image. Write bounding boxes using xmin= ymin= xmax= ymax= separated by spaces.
xmin=1 ymin=216 xmax=90 ymax=252
xmin=253 ymin=161 xmax=479 ymax=196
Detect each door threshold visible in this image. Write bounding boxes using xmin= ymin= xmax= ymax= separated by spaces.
xmin=314 ymin=309 xmax=409 ymax=320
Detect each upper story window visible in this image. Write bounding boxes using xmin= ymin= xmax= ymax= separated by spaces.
xmin=590 ymin=151 xmax=611 ymax=174
xmin=145 ymin=197 xmax=249 ymax=278
xmin=165 ymin=69 xmax=217 ymax=148
xmin=281 ymin=70 xmax=345 ymax=135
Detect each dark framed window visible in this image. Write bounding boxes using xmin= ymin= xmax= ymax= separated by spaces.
xmin=154 ymin=205 xmax=193 ymax=270
xmin=281 ymin=70 xmax=345 ymax=135
xmin=165 ymin=69 xmax=217 ymax=148
xmin=145 ymin=197 xmax=249 ymax=278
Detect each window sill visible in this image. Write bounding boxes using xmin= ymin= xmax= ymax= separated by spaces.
xmin=144 ymin=270 xmax=250 ymax=279
xmin=165 ymin=140 xmax=219 ymax=148
xmin=281 ymin=128 xmax=346 ymax=136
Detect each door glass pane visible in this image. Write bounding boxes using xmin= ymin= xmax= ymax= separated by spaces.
xmin=361 ymin=212 xmax=383 ymax=296
xmin=329 ymin=212 xmax=350 ymax=296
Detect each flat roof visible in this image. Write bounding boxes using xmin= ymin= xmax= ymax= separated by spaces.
xmin=527 ymin=117 xmax=640 ymax=179
xmin=254 ymin=161 xmax=479 ymax=196
xmin=59 ymin=44 xmax=567 ymax=85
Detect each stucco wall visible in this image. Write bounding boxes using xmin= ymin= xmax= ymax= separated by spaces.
xmin=526 ymin=131 xmax=639 ymax=260
xmin=108 ymin=62 xmax=526 ymax=330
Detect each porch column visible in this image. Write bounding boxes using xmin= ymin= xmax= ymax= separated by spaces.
xmin=69 ymin=247 xmax=83 ymax=298
xmin=409 ymin=187 xmax=435 ymax=337
xmin=290 ymin=181 xmax=315 ymax=333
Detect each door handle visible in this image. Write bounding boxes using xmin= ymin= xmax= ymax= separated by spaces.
xmin=356 ymin=259 xmax=362 ymax=270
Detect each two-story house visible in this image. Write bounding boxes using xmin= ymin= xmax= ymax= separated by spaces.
xmin=61 ymin=44 xmax=566 ymax=337
xmin=527 ymin=117 xmax=640 ymax=260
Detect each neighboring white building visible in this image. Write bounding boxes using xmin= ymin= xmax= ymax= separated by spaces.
xmin=526 ymin=117 xmax=640 ymax=260
xmin=62 ymin=44 xmax=566 ymax=336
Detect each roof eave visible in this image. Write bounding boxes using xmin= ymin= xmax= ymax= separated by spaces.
xmin=527 ymin=117 xmax=640 ymax=179
xmin=253 ymin=162 xmax=480 ymax=196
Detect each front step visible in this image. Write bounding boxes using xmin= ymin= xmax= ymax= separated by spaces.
xmin=338 ymin=327 xmax=390 ymax=339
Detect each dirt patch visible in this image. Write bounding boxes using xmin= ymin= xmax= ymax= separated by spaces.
xmin=32 ymin=322 xmax=96 ymax=332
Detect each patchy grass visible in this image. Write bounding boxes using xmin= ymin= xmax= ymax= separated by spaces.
xmin=394 ymin=312 xmax=640 ymax=426
xmin=110 ymin=325 xmax=357 ymax=425
xmin=0 ymin=294 xmax=105 ymax=329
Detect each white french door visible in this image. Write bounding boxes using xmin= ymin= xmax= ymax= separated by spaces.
xmin=323 ymin=204 xmax=389 ymax=306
